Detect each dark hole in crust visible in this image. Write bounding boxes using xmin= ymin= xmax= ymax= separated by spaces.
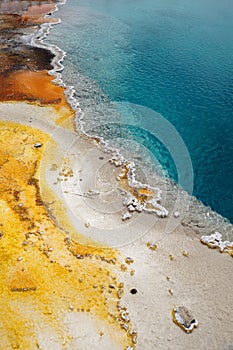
xmin=130 ymin=288 xmax=138 ymax=295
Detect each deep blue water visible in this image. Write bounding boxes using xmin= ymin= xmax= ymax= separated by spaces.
xmin=48 ymin=0 xmax=233 ymax=222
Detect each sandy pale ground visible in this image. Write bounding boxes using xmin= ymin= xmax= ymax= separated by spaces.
xmin=0 ymin=101 xmax=232 ymax=350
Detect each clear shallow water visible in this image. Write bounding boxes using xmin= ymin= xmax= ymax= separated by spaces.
xmin=48 ymin=0 xmax=233 ymax=222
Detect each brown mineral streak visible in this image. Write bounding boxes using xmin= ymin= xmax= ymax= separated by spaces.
xmin=0 ymin=2 xmax=133 ymax=349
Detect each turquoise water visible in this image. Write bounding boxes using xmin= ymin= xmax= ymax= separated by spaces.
xmin=48 ymin=0 xmax=233 ymax=222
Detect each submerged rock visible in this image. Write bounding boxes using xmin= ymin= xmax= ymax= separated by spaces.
xmin=172 ymin=306 xmax=198 ymax=333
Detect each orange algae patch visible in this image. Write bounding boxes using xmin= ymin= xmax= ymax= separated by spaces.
xmin=0 ymin=69 xmax=68 ymax=106
xmin=0 ymin=121 xmax=133 ymax=349
xmin=0 ymin=70 xmax=74 ymax=124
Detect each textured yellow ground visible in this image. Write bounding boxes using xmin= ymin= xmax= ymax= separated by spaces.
xmin=0 ymin=2 xmax=136 ymax=348
xmin=0 ymin=121 xmax=133 ymax=349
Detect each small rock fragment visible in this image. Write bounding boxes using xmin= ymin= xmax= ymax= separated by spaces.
xmin=182 ymin=250 xmax=189 ymax=257
xmin=121 ymin=264 xmax=127 ymax=272
xmin=125 ymin=257 xmax=134 ymax=265
xmin=128 ymin=205 xmax=135 ymax=212
xmin=147 ymin=242 xmax=158 ymax=251
xmin=34 ymin=143 xmax=42 ymax=148
xmin=172 ymin=306 xmax=198 ymax=333
xmin=122 ymin=212 xmax=132 ymax=221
